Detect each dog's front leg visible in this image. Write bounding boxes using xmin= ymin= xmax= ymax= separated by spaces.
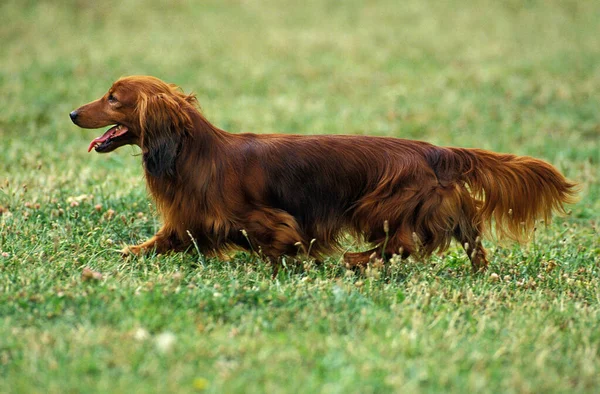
xmin=121 ymin=227 xmax=184 ymax=257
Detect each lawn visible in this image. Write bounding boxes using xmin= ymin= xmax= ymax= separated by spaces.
xmin=1 ymin=0 xmax=599 ymax=392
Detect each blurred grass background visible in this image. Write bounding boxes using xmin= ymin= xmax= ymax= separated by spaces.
xmin=0 ymin=1 xmax=599 ymax=393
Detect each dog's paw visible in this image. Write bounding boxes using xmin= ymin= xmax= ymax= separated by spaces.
xmin=120 ymin=244 xmax=142 ymax=258
xmin=343 ymin=251 xmax=375 ymax=268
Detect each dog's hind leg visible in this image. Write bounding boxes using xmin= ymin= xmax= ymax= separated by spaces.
xmin=454 ymin=226 xmax=488 ymax=272
xmin=343 ymin=228 xmax=415 ymax=268
xmin=453 ymin=200 xmax=489 ymax=272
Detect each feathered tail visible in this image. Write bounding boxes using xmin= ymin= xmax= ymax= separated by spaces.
xmin=430 ymin=147 xmax=578 ymax=241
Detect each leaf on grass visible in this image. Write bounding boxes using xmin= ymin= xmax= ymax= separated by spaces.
xmin=81 ymin=267 xmax=103 ymax=282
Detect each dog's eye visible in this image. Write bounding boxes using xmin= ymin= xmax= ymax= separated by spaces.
xmin=108 ymin=94 xmax=117 ymax=103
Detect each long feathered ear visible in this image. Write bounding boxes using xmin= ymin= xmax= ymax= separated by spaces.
xmin=137 ymin=92 xmax=191 ymax=178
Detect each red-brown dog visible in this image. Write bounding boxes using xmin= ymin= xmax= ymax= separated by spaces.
xmin=70 ymin=76 xmax=577 ymax=272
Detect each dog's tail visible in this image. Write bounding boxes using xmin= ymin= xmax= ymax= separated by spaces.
xmin=427 ymin=147 xmax=578 ymax=241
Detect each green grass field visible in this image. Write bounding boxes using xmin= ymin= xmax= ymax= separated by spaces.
xmin=1 ymin=0 xmax=599 ymax=392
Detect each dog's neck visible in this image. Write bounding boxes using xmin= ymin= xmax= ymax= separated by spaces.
xmin=187 ymin=107 xmax=231 ymax=146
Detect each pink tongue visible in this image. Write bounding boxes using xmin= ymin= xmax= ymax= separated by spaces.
xmin=87 ymin=125 xmax=129 ymax=152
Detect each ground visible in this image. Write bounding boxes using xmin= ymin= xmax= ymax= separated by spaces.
xmin=0 ymin=0 xmax=599 ymax=393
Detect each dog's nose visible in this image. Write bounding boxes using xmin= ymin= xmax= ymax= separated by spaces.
xmin=69 ymin=110 xmax=79 ymax=123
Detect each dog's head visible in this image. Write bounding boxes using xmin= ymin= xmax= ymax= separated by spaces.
xmin=70 ymin=75 xmax=197 ymax=177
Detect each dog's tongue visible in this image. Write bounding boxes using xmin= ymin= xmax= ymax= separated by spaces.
xmin=87 ymin=125 xmax=128 ymax=152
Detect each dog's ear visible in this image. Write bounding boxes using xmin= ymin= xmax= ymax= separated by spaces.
xmin=143 ymin=132 xmax=180 ymax=178
xmin=137 ymin=93 xmax=190 ymax=178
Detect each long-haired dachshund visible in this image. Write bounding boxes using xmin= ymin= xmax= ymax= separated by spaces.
xmin=70 ymin=76 xmax=577 ymax=272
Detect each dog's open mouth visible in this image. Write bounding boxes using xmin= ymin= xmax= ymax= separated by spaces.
xmin=88 ymin=124 xmax=131 ymax=153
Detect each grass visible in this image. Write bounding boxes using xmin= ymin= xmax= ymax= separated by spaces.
xmin=1 ymin=0 xmax=599 ymax=392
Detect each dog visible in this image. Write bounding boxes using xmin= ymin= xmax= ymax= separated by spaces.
xmin=70 ymin=76 xmax=577 ymax=272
